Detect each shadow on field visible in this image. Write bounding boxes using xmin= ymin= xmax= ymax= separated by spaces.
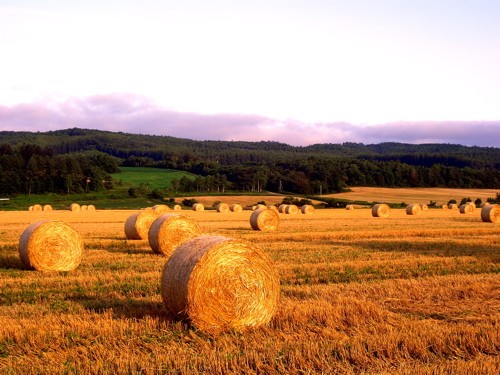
xmin=70 ymin=294 xmax=177 ymax=321
xmin=348 ymin=239 xmax=500 ymax=262
xmin=0 ymin=254 xmax=26 ymax=269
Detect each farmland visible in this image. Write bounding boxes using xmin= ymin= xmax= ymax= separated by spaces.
xmin=0 ymin=205 xmax=499 ymax=373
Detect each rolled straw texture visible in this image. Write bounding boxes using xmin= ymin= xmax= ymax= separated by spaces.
xmin=301 ymin=205 xmax=315 ymax=214
xmin=406 ymin=204 xmax=422 ymax=215
xmin=152 ymin=204 xmax=170 ymax=214
xmin=161 ymin=235 xmax=280 ymax=333
xmin=43 ymin=204 xmax=53 ymax=211
xmin=481 ymin=205 xmax=500 ymax=223
xmin=459 ymin=204 xmax=474 ymax=214
xmin=124 ymin=209 xmax=160 ymax=240
xmin=18 ymin=220 xmax=84 ymax=271
xmin=216 ymin=203 xmax=229 ymax=213
xmin=69 ymin=203 xmax=81 ymax=212
xmin=250 ymin=208 xmax=280 ymax=231
xmin=372 ymin=204 xmax=390 ymax=218
xmin=173 ymin=204 xmax=182 ymax=211
xmin=285 ymin=205 xmax=299 ymax=215
xmin=192 ymin=203 xmax=204 ymax=212
xmin=148 ymin=214 xmax=200 ymax=257
xmin=229 ymin=204 xmax=243 ymax=212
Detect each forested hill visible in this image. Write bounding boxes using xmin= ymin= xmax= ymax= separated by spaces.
xmin=1 ymin=128 xmax=500 ymax=195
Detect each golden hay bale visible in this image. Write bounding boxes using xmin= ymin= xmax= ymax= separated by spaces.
xmin=229 ymin=204 xmax=243 ymax=212
xmin=33 ymin=204 xmax=42 ymax=212
xmin=254 ymin=204 xmax=266 ymax=211
xmin=80 ymin=205 xmax=88 ymax=211
xmin=28 ymin=206 xmax=33 ymax=211
xmin=301 ymin=205 xmax=315 ymax=214
xmin=250 ymin=208 xmax=280 ymax=231
xmin=87 ymin=204 xmax=96 ymax=211
xmin=161 ymin=235 xmax=280 ymax=333
xmin=459 ymin=204 xmax=474 ymax=214
xmin=285 ymin=205 xmax=299 ymax=215
xmin=69 ymin=203 xmax=81 ymax=212
xmin=42 ymin=204 xmax=53 ymax=211
xmin=18 ymin=220 xmax=84 ymax=271
xmin=192 ymin=203 xmax=204 ymax=212
xmin=372 ymin=204 xmax=390 ymax=218
xmin=481 ymin=202 xmax=490 ymax=208
xmin=216 ymin=203 xmax=230 ymax=213
xmin=148 ymin=214 xmax=200 ymax=257
xmin=267 ymin=205 xmax=279 ymax=212
xmin=441 ymin=204 xmax=448 ymax=209
xmin=481 ymin=204 xmax=500 ymax=223
xmin=278 ymin=204 xmax=287 ymax=213
xmin=406 ymin=204 xmax=422 ymax=216
xmin=152 ymin=204 xmax=170 ymax=214
xmin=419 ymin=204 xmax=428 ymax=211
xmin=173 ymin=204 xmax=182 ymax=211
xmin=346 ymin=205 xmax=354 ymax=210
xmin=448 ymin=203 xmax=458 ymax=209
xmin=124 ymin=209 xmax=160 ymax=240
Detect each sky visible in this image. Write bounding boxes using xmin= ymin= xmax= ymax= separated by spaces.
xmin=1 ymin=0 xmax=499 ymax=147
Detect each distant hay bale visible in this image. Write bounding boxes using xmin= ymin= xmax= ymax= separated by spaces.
xmin=173 ymin=204 xmax=182 ymax=211
xmin=148 ymin=214 xmax=200 ymax=257
xmin=459 ymin=204 xmax=474 ymax=214
xmin=301 ymin=205 xmax=315 ymax=214
xmin=346 ymin=205 xmax=354 ymax=210
xmin=278 ymin=204 xmax=287 ymax=213
xmin=285 ymin=205 xmax=299 ymax=215
xmin=419 ymin=204 xmax=428 ymax=211
xmin=161 ymin=235 xmax=280 ymax=333
xmin=406 ymin=204 xmax=422 ymax=216
xmin=124 ymin=209 xmax=160 ymax=240
xmin=267 ymin=205 xmax=279 ymax=213
xmin=42 ymin=204 xmax=53 ymax=211
xmin=481 ymin=202 xmax=490 ymax=208
xmin=216 ymin=203 xmax=229 ymax=213
xmin=372 ymin=204 xmax=390 ymax=218
xmin=152 ymin=204 xmax=170 ymax=214
xmin=229 ymin=204 xmax=243 ymax=212
xmin=87 ymin=204 xmax=96 ymax=211
xmin=250 ymin=208 xmax=280 ymax=231
xmin=33 ymin=204 xmax=42 ymax=212
xmin=69 ymin=203 xmax=81 ymax=212
xmin=441 ymin=204 xmax=448 ymax=209
xmin=253 ymin=204 xmax=266 ymax=211
xmin=28 ymin=206 xmax=33 ymax=211
xmin=80 ymin=205 xmax=88 ymax=211
xmin=18 ymin=220 xmax=84 ymax=271
xmin=192 ymin=203 xmax=204 ymax=212
xmin=448 ymin=204 xmax=458 ymax=209
xmin=481 ymin=204 xmax=500 ymax=223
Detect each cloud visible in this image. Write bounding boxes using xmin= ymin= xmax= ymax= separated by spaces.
xmin=0 ymin=94 xmax=499 ymax=147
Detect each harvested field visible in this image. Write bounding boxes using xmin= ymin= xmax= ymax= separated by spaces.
xmin=0 ymin=207 xmax=499 ymax=373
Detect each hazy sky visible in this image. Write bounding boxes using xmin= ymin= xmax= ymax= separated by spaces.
xmin=1 ymin=0 xmax=499 ymax=146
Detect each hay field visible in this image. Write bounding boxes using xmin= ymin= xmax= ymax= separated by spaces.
xmin=330 ymin=187 xmax=499 ymax=205
xmin=0 ymin=207 xmax=499 ymax=374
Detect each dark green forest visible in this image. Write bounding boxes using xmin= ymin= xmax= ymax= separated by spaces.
xmin=1 ymin=128 xmax=500 ymax=196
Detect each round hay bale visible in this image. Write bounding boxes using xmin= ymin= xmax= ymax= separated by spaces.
xmin=448 ymin=203 xmax=458 ymax=209
xmin=459 ymin=204 xmax=474 ymax=214
xmin=301 ymin=205 xmax=315 ymax=214
xmin=69 ymin=203 xmax=81 ymax=212
xmin=152 ymin=204 xmax=170 ymax=214
xmin=87 ymin=204 xmax=96 ymax=211
xmin=18 ymin=220 xmax=84 ymax=271
xmin=161 ymin=235 xmax=280 ymax=333
xmin=42 ymin=204 xmax=53 ymax=211
xmin=419 ymin=204 xmax=428 ymax=211
xmin=173 ymin=204 xmax=182 ymax=211
xmin=148 ymin=214 xmax=200 ymax=257
xmin=124 ymin=209 xmax=160 ymax=240
xmin=254 ymin=204 xmax=266 ymax=211
xmin=216 ymin=203 xmax=230 ymax=213
xmin=346 ymin=205 xmax=354 ymax=210
xmin=372 ymin=204 xmax=390 ymax=218
xmin=267 ymin=205 xmax=279 ymax=213
xmin=285 ymin=205 xmax=299 ymax=215
xmin=250 ymin=208 xmax=280 ymax=232
xmin=229 ymin=204 xmax=243 ymax=212
xmin=481 ymin=202 xmax=490 ymax=208
xmin=406 ymin=204 xmax=422 ymax=216
xmin=481 ymin=204 xmax=500 ymax=223
xmin=441 ymin=204 xmax=448 ymax=209
xmin=278 ymin=204 xmax=287 ymax=213
xmin=33 ymin=204 xmax=43 ymax=212
xmin=80 ymin=205 xmax=88 ymax=211
xmin=192 ymin=203 xmax=204 ymax=212
xmin=28 ymin=206 xmax=33 ymax=211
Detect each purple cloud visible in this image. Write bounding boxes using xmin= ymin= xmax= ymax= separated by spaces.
xmin=0 ymin=94 xmax=499 ymax=147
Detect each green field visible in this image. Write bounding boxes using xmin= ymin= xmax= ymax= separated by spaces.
xmin=113 ymin=167 xmax=195 ymax=190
